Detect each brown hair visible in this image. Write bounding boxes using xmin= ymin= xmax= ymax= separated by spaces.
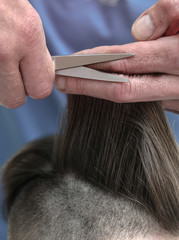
xmin=2 ymin=95 xmax=179 ymax=236
xmin=56 ymin=95 xmax=179 ymax=232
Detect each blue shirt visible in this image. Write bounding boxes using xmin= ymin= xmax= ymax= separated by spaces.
xmin=0 ymin=1 xmax=178 ymax=238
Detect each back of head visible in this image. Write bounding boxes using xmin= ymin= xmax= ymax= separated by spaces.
xmin=57 ymin=96 xmax=179 ymax=232
xmin=7 ymin=174 xmax=175 ymax=240
xmin=2 ymin=96 xmax=179 ymax=239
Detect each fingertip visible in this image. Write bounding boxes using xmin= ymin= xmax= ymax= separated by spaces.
xmin=132 ymin=14 xmax=155 ymax=41
xmin=55 ymin=76 xmax=67 ymax=92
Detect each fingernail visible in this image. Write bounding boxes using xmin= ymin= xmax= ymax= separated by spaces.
xmin=55 ymin=76 xmax=66 ymax=91
xmin=132 ymin=14 xmax=154 ymax=40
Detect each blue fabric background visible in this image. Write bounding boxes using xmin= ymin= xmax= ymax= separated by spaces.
xmin=1 ymin=0 xmax=178 ymax=239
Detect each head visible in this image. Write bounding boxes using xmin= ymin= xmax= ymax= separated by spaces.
xmin=2 ymin=95 xmax=179 ymax=239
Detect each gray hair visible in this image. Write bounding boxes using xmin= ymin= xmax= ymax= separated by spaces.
xmin=2 ymin=96 xmax=179 ymax=239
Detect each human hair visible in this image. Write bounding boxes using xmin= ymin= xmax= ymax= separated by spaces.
xmin=1 ymin=95 xmax=179 ymax=239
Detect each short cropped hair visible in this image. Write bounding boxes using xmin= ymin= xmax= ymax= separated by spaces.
xmin=2 ymin=96 xmax=179 ymax=239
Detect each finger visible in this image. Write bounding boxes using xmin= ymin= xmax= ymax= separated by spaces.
xmin=0 ymin=61 xmax=26 ymax=109
xmin=131 ymin=0 xmax=179 ymax=40
xmin=19 ymin=12 xmax=55 ymax=99
xmin=162 ymin=99 xmax=179 ymax=113
xmin=55 ymin=73 xmax=179 ymax=103
xmin=79 ymin=37 xmax=179 ymax=75
xmin=20 ymin=47 xmax=54 ymax=99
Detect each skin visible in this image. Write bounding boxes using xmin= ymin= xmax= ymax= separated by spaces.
xmin=0 ymin=0 xmax=54 ymax=108
xmin=0 ymin=0 xmax=178 ymax=113
xmin=55 ymin=0 xmax=179 ymax=113
xmin=55 ymin=36 xmax=179 ymax=112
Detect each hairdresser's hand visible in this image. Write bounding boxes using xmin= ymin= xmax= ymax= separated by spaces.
xmin=0 ymin=0 xmax=54 ymax=109
xmin=131 ymin=0 xmax=179 ymax=113
xmin=55 ymin=0 xmax=179 ymax=113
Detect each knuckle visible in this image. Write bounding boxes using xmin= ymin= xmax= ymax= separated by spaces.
xmin=110 ymin=82 xmax=132 ymax=103
xmin=118 ymin=60 xmax=129 ymax=74
xmin=76 ymin=78 xmax=85 ymax=95
xmin=167 ymin=35 xmax=179 ymax=73
xmin=159 ymin=0 xmax=179 ymax=19
xmin=66 ymin=78 xmax=86 ymax=95
xmin=110 ymin=77 xmax=139 ymax=103
xmin=19 ymin=11 xmax=43 ymax=46
xmin=111 ymin=59 xmax=129 ymax=74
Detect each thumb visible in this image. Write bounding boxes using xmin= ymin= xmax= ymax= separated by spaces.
xmin=131 ymin=0 xmax=179 ymax=41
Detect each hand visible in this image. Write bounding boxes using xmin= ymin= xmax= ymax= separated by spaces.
xmin=55 ymin=0 xmax=179 ymax=113
xmin=0 ymin=0 xmax=54 ymax=108
xmin=130 ymin=0 xmax=179 ymax=113
xmin=131 ymin=0 xmax=179 ymax=40
xmin=55 ymin=36 xmax=179 ymax=113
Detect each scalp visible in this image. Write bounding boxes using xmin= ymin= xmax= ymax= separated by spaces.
xmin=8 ymin=174 xmax=163 ymax=240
